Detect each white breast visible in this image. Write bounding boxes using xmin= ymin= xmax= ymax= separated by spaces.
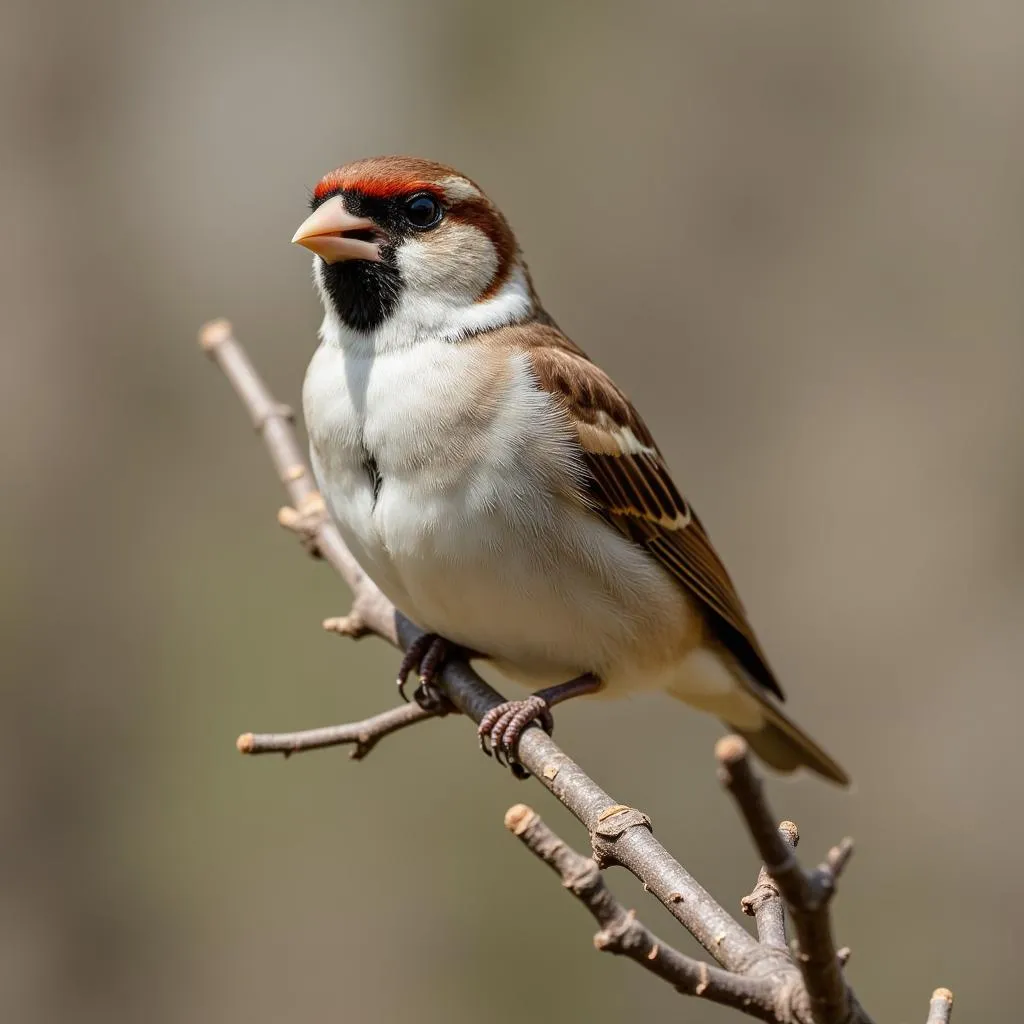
xmin=303 ymin=333 xmax=695 ymax=693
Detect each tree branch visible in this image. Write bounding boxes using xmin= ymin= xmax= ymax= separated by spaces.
xmin=199 ymin=318 xmax=397 ymax=644
xmin=504 ymin=803 xmax=779 ymax=1020
xmin=742 ymin=819 xmax=799 ymax=949
xmin=926 ymin=989 xmax=954 ymax=1024
xmin=198 ymin=318 xmax=954 ymax=1024
xmin=236 ymin=701 xmax=439 ymax=759
xmin=717 ymin=736 xmax=863 ymax=1024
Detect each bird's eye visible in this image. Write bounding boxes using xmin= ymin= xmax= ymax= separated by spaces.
xmin=403 ymin=193 xmax=443 ymax=229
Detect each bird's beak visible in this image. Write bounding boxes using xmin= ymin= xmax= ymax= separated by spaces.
xmin=291 ymin=195 xmax=382 ymax=263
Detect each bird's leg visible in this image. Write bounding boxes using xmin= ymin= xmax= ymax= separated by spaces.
xmin=396 ymin=633 xmax=455 ymax=711
xmin=478 ymin=673 xmax=601 ymax=774
xmin=396 ymin=634 xmax=481 ymax=712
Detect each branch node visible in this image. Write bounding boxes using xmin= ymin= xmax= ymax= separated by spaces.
xmin=778 ymin=820 xmax=800 ymax=846
xmin=591 ymin=805 xmax=653 ymax=868
xmin=198 ymin=317 xmax=233 ymax=352
xmin=593 ymin=805 xmax=652 ymax=839
xmin=927 ymin=987 xmax=954 ymax=1024
xmin=714 ymin=733 xmax=749 ymax=766
xmin=742 ymin=819 xmax=800 ymax=949
xmin=323 ymin=612 xmax=371 ymax=639
xmin=253 ymin=402 xmax=295 ymax=430
xmin=695 ymin=960 xmax=710 ymax=996
xmin=277 ymin=496 xmax=328 ymax=557
xmin=504 ymin=803 xmax=537 ymax=835
xmin=740 ymin=879 xmax=780 ymax=917
xmin=826 ymin=837 xmax=855 ymax=879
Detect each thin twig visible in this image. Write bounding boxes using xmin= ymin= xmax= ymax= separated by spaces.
xmin=236 ymin=702 xmax=439 ymax=759
xmin=200 ymin=318 xmax=397 ymax=644
xmin=716 ymin=736 xmax=858 ymax=1024
xmin=742 ymin=820 xmax=799 ymax=949
xmin=926 ymin=988 xmax=954 ymax=1024
xmin=504 ymin=804 xmax=779 ymax=1021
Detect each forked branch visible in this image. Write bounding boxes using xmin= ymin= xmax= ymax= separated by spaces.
xmin=198 ymin=318 xmax=952 ymax=1024
xmin=504 ymin=803 xmax=777 ymax=1020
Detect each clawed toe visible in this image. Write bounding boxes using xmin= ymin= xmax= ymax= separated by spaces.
xmin=396 ymin=634 xmax=450 ymax=704
xmin=477 ymin=695 xmax=554 ymax=770
xmin=413 ymin=679 xmax=446 ymax=712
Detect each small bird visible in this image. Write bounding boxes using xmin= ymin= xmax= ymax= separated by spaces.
xmin=293 ymin=156 xmax=849 ymax=785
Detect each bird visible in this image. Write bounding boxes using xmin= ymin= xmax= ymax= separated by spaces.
xmin=292 ymin=155 xmax=849 ymax=786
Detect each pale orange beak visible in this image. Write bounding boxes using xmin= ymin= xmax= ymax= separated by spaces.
xmin=291 ymin=195 xmax=383 ymax=263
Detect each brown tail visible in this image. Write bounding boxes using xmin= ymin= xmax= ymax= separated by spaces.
xmin=729 ymin=701 xmax=850 ymax=786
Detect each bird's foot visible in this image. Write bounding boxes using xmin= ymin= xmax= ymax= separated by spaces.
xmin=477 ymin=674 xmax=601 ymax=778
xmin=396 ymin=633 xmax=454 ymax=712
xmin=478 ymin=695 xmax=554 ymax=773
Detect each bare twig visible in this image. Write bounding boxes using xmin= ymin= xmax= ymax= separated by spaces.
xmin=198 ymin=319 xmax=954 ymax=1024
xmin=504 ymin=804 xmax=779 ymax=1020
xmin=200 ymin=318 xmax=397 ymax=644
xmin=717 ymin=736 xmax=861 ymax=1024
xmin=926 ymin=988 xmax=954 ymax=1024
xmin=742 ymin=819 xmax=799 ymax=949
xmin=236 ymin=701 xmax=439 ymax=759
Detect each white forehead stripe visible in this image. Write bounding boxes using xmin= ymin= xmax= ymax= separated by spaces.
xmin=438 ymin=176 xmax=483 ymax=202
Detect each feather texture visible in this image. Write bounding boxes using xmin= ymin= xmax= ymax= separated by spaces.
xmin=513 ymin=324 xmax=785 ymax=702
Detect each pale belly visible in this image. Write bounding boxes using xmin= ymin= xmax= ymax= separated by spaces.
xmin=303 ymin=338 xmax=706 ymax=698
xmin=329 ymin=471 xmax=697 ymax=693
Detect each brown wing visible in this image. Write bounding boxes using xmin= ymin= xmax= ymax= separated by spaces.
xmin=522 ymin=331 xmax=785 ymax=701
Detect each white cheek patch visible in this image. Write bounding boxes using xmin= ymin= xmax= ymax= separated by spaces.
xmin=397 ymin=223 xmax=497 ymax=300
xmin=315 ymin=220 xmax=532 ymax=353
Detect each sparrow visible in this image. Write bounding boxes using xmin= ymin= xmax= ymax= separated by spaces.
xmin=292 ymin=155 xmax=849 ymax=786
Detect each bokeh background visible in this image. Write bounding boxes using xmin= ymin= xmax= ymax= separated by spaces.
xmin=3 ymin=1 xmax=1022 ymax=1021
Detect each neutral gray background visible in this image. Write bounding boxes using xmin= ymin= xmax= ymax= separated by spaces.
xmin=3 ymin=1 xmax=1021 ymax=1021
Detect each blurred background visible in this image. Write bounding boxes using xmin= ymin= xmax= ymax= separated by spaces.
xmin=3 ymin=1 xmax=1021 ymax=1021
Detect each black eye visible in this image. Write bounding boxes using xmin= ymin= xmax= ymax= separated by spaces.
xmin=403 ymin=192 xmax=443 ymax=229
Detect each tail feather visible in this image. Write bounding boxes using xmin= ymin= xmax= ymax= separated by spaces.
xmin=730 ymin=702 xmax=849 ymax=786
xmin=665 ymin=649 xmax=850 ymax=786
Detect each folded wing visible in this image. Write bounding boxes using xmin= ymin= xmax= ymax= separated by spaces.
xmin=525 ymin=334 xmax=785 ymax=702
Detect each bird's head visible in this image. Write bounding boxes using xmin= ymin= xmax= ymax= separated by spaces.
xmin=293 ymin=156 xmax=538 ymax=346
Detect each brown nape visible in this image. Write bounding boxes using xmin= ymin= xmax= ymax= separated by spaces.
xmin=520 ymin=260 xmax=560 ymax=327
xmin=501 ymin=322 xmax=648 ymax=435
xmin=445 ymin=196 xmax=518 ymax=302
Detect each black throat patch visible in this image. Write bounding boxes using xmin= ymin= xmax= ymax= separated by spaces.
xmin=312 ymin=189 xmax=408 ymax=334
xmin=321 ymin=254 xmax=402 ymax=334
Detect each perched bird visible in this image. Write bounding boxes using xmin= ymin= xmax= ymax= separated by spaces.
xmin=293 ymin=155 xmax=849 ymax=785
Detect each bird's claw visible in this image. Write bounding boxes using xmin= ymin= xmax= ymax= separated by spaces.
xmin=477 ymin=695 xmax=554 ymax=774
xmin=396 ymin=634 xmax=450 ymax=709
